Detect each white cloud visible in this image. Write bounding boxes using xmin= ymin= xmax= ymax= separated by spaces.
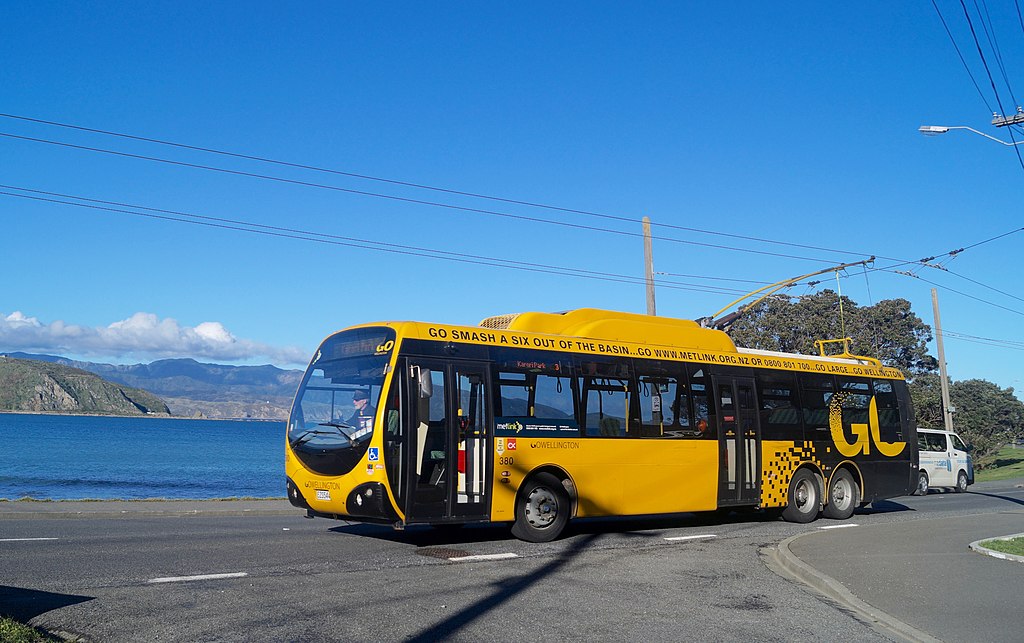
xmin=0 ymin=311 xmax=308 ymax=366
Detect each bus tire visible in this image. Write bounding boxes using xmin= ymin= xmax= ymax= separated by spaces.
xmin=954 ymin=470 xmax=969 ymax=493
xmin=823 ymin=469 xmax=859 ymax=520
xmin=782 ymin=469 xmax=821 ymax=524
xmin=914 ymin=471 xmax=929 ymax=496
xmin=511 ymin=472 xmax=569 ymax=543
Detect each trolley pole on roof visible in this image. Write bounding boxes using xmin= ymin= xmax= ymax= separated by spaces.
xmin=931 ymin=288 xmax=955 ymax=431
xmin=643 ymin=216 xmax=656 ymax=315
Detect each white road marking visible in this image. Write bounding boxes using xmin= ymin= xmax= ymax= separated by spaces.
xmin=664 ymin=534 xmax=717 ymax=542
xmin=148 ymin=572 xmax=248 ymax=584
xmin=448 ymin=553 xmax=519 ymax=562
xmin=0 ymin=537 xmax=59 ymax=542
xmin=819 ymin=524 xmax=860 ymax=530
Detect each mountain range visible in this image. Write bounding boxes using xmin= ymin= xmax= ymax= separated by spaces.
xmin=0 ymin=352 xmax=303 ymax=419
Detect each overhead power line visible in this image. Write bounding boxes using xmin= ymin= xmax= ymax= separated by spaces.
xmin=0 ymin=185 xmax=750 ymax=297
xmin=0 ymin=130 xmax=862 ymax=265
xmin=0 ymin=112 xmax=907 ymax=263
xmin=3 ymin=113 xmax=1019 ymax=307
xmin=932 ymin=0 xmax=995 ymax=112
xmin=942 ymin=329 xmax=1024 ymax=351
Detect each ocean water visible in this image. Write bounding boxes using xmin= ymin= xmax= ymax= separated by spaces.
xmin=0 ymin=414 xmax=286 ymax=500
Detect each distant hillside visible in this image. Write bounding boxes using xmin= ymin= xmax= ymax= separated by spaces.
xmin=1 ymin=353 xmax=302 ymax=419
xmin=0 ymin=356 xmax=171 ymax=415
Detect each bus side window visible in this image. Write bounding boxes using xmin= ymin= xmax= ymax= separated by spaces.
xmin=686 ymin=366 xmax=711 ymax=439
xmin=872 ymin=380 xmax=902 ymax=441
xmin=838 ymin=378 xmax=871 ymax=427
xmin=497 ymin=372 xmax=531 ymax=416
xmin=798 ymin=373 xmax=834 ymax=436
xmin=577 ymin=358 xmax=636 ymax=437
xmin=634 ymin=359 xmax=689 ymax=438
xmin=757 ymin=371 xmax=803 ymax=441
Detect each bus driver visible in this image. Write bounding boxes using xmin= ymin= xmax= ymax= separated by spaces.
xmin=348 ymin=389 xmax=375 ymax=430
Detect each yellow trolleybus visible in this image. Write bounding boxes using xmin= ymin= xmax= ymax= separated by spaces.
xmin=285 ymin=309 xmax=918 ymax=542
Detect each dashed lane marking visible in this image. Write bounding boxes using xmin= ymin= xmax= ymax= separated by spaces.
xmin=448 ymin=553 xmax=519 ymax=562
xmin=664 ymin=534 xmax=717 ymax=542
xmin=0 ymin=537 xmax=59 ymax=542
xmin=819 ymin=524 xmax=860 ymax=530
xmin=148 ymin=572 xmax=248 ymax=584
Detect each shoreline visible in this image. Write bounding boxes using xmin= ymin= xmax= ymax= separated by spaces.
xmin=0 ymin=410 xmax=284 ymax=422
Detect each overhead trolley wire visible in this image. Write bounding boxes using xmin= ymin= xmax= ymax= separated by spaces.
xmin=0 ymin=112 xmax=905 ymax=263
xmin=881 ymin=268 xmax=1024 ymax=317
xmin=0 ymin=185 xmax=748 ymax=297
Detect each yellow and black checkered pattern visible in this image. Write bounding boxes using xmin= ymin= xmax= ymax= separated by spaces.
xmin=760 ymin=440 xmax=830 ymax=507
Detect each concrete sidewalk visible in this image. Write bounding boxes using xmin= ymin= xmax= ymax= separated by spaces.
xmin=0 ymin=498 xmax=294 ymax=519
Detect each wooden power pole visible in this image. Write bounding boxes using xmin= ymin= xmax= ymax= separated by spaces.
xmin=931 ymin=288 xmax=954 ymax=431
xmin=643 ymin=216 xmax=656 ymax=315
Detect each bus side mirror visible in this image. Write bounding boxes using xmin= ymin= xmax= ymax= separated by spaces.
xmin=419 ymin=369 xmax=433 ymax=399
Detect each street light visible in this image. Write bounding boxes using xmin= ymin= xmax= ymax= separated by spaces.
xmin=918 ymin=124 xmax=1024 ymax=146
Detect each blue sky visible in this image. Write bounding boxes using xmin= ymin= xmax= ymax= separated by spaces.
xmin=1 ymin=3 xmax=1021 ymax=396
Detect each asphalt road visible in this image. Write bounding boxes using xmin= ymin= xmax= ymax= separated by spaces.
xmin=1 ymin=480 xmax=1021 ymax=642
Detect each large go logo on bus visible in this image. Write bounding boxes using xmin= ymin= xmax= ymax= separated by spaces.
xmin=828 ymin=395 xmax=905 ymax=458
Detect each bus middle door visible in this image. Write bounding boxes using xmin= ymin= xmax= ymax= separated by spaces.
xmin=714 ymin=375 xmax=761 ymax=507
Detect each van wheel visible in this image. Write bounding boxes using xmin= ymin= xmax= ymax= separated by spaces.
xmin=782 ymin=469 xmax=821 ymax=524
xmin=954 ymin=471 xmax=969 ymax=493
xmin=914 ymin=471 xmax=929 ymax=496
xmin=511 ymin=472 xmax=569 ymax=542
xmin=823 ymin=469 xmax=859 ymax=520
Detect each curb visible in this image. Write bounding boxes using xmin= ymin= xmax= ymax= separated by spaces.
xmin=763 ymin=533 xmax=941 ymax=643
xmin=969 ymin=532 xmax=1024 ymax=563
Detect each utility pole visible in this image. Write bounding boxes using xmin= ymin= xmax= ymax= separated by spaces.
xmin=643 ymin=216 xmax=656 ymax=316
xmin=931 ymin=288 xmax=954 ymax=431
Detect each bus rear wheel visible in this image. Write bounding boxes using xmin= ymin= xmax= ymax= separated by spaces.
xmin=782 ymin=469 xmax=821 ymax=524
xmin=823 ymin=469 xmax=859 ymax=520
xmin=511 ymin=472 xmax=569 ymax=543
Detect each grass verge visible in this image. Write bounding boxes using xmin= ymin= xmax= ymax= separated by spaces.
xmin=976 ymin=445 xmax=1024 ymax=482
xmin=0 ymin=616 xmax=60 ymax=642
xmin=980 ymin=536 xmax=1024 ymax=556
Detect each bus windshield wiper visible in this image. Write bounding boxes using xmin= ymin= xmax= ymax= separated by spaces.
xmin=318 ymin=421 xmax=361 ymax=438
xmin=290 ymin=426 xmax=352 ymax=448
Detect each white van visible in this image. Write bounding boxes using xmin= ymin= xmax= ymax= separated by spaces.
xmin=915 ymin=428 xmax=974 ymax=494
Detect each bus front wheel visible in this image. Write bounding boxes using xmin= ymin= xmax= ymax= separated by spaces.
xmin=511 ymin=472 xmax=569 ymax=543
xmin=782 ymin=469 xmax=821 ymax=524
xmin=823 ymin=469 xmax=859 ymax=520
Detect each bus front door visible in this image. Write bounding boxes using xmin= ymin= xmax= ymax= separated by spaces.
xmin=406 ymin=360 xmax=491 ymax=523
xmin=714 ymin=376 xmax=761 ymax=507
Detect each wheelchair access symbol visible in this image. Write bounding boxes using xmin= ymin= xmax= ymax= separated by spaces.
xmin=368 ymin=447 xmax=380 ymax=462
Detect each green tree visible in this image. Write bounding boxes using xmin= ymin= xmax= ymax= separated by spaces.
xmin=950 ymin=379 xmax=1024 ymax=464
xmin=907 ymin=372 xmax=943 ymax=427
xmin=907 ymin=375 xmax=1023 ymax=465
xmin=727 ymin=291 xmax=937 ymax=374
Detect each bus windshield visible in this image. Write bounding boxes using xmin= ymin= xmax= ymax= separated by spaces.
xmin=288 ymin=327 xmax=395 ymax=476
